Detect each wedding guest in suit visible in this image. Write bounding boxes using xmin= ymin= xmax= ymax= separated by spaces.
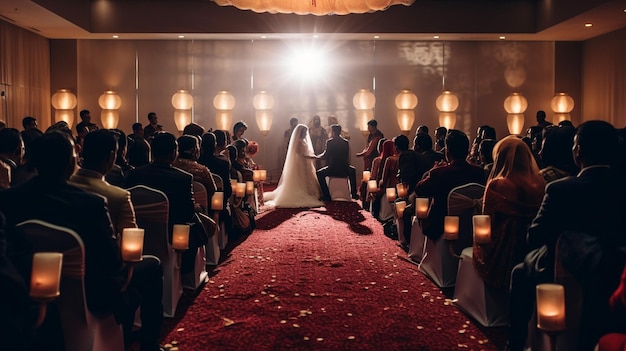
xmin=478 ymin=139 xmax=496 ymax=179
xmin=313 ymin=124 xmax=358 ymax=201
xmin=105 ymin=129 xmax=134 ymax=187
xmin=538 ymin=124 xmax=578 ymax=183
xmin=433 ymin=126 xmax=447 ymax=152
xmin=0 ymin=131 xmax=164 ymax=351
xmin=536 ymin=109 xmax=552 ymax=128
xmin=76 ymin=109 xmax=98 ymax=134
xmin=403 ymin=130 xmax=486 ymax=243
xmin=70 ymin=129 xmax=137 ymax=235
xmin=473 ymin=136 xmax=545 ymax=290
xmin=128 ymin=123 xmax=151 ymax=167
xmin=20 ymin=116 xmax=43 ymax=155
xmin=126 ymin=132 xmax=208 ymax=275
xmin=182 ymin=122 xmax=205 ymax=138
xmin=395 ymin=134 xmax=420 ymax=195
xmin=143 ymin=112 xmax=163 ymax=141
xmin=0 ymin=128 xmax=23 ymax=189
xmin=413 ymin=133 xmax=444 ymax=181
xmin=198 ymin=132 xmax=232 ymax=203
xmin=506 ymin=120 xmax=626 ymax=351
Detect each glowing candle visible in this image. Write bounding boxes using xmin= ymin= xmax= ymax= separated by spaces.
xmin=211 ymin=191 xmax=224 ymax=210
xmin=362 ymin=171 xmax=371 ymax=182
xmin=386 ymin=187 xmax=397 ymax=202
xmin=30 ymin=252 xmax=63 ymax=299
xmin=536 ymin=284 xmax=566 ymax=332
xmin=245 ymin=181 xmax=254 ymax=195
xmin=415 ymin=198 xmax=429 ymax=219
xmin=259 ymin=170 xmax=267 ymax=181
xmin=230 ymin=179 xmax=237 ymax=190
xmin=235 ymin=183 xmax=246 ymax=198
xmin=367 ymin=180 xmax=378 ymax=193
xmin=473 ymin=215 xmax=491 ymax=244
xmin=443 ymin=216 xmax=459 ymax=240
xmin=396 ymin=183 xmax=408 ymax=198
xmin=253 ymin=170 xmax=262 ymax=182
xmin=172 ymin=224 xmax=190 ymax=250
xmin=121 ymin=228 xmax=144 ymax=262
xmin=395 ymin=200 xmax=406 ymax=217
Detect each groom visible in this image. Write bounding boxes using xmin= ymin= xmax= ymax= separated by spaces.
xmin=312 ymin=124 xmax=358 ymax=201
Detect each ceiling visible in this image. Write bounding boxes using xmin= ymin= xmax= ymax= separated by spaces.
xmin=0 ymin=0 xmax=625 ymax=41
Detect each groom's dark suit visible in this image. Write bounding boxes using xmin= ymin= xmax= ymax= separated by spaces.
xmin=316 ymin=135 xmax=358 ymax=200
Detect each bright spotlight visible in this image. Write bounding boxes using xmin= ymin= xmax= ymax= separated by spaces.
xmin=286 ymin=47 xmax=328 ymax=81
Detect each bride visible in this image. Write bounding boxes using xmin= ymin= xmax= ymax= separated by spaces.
xmin=264 ymin=124 xmax=324 ymax=208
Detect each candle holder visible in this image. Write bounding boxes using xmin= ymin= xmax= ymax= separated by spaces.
xmin=172 ymin=224 xmax=190 ymax=270
xmin=396 ymin=183 xmax=408 ymax=198
xmin=415 ymin=198 xmax=429 ymax=219
xmin=536 ymin=283 xmax=566 ymax=351
xmin=443 ymin=216 xmax=461 ymax=259
xmin=30 ymin=252 xmax=63 ymax=327
xmin=386 ymin=187 xmax=397 ymax=202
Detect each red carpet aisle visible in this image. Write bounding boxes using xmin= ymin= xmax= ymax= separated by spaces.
xmin=161 ymin=202 xmax=501 ymax=351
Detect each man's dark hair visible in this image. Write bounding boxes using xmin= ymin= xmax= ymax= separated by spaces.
xmin=416 ymin=125 xmax=429 ymax=135
xmin=482 ymin=126 xmax=496 ymax=140
xmin=289 ymin=117 xmax=298 ymax=126
xmin=478 ymin=139 xmax=496 ymax=164
xmin=201 ymin=132 xmax=217 ymax=155
xmin=22 ymin=116 xmax=36 ymax=129
xmin=331 ymin=124 xmax=341 ymax=135
xmin=393 ymin=134 xmax=410 ymax=152
xmin=132 ymin=123 xmax=143 ymax=133
xmin=576 ymin=120 xmax=618 ymax=166
xmin=79 ymin=110 xmax=90 ymax=119
xmin=435 ymin=127 xmax=447 ymax=138
xmin=82 ymin=129 xmax=117 ymax=169
xmin=214 ymin=130 xmax=227 ymax=148
xmin=151 ymin=132 xmax=177 ymax=160
xmin=536 ymin=110 xmax=547 ymax=121
xmin=183 ymin=122 xmax=205 ymax=137
xmin=0 ymin=128 xmax=22 ymax=154
xmin=445 ymin=129 xmax=470 ymax=160
xmin=177 ymin=135 xmax=198 ymax=160
xmin=147 ymin=112 xmax=157 ymax=121
xmin=414 ymin=133 xmax=433 ymax=152
xmin=367 ymin=119 xmax=378 ymax=127
xmin=30 ymin=131 xmax=74 ymax=178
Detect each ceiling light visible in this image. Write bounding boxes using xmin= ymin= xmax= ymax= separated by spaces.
xmin=374 ymin=35 xmax=380 ymax=39
xmin=112 ymin=35 xmax=119 ymax=38
xmin=499 ymin=36 xmax=506 ymax=40
xmin=433 ymin=35 xmax=440 ymax=39
xmin=261 ymin=35 xmax=267 ymax=39
xmin=214 ymin=0 xmax=414 ymax=15
xmin=313 ymin=34 xmax=319 ymax=38
xmin=178 ymin=35 xmax=185 ymax=38
xmin=584 ymin=23 xmax=593 ymax=27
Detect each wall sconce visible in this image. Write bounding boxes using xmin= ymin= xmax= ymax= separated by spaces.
xmin=395 ymin=89 xmax=418 ymax=135
xmin=550 ymin=93 xmax=574 ymax=124
xmin=98 ymin=91 xmax=121 ymax=129
xmin=50 ymin=89 xmax=77 ymax=128
xmin=172 ymin=90 xmax=194 ymax=132
xmin=503 ymin=92 xmax=527 ymax=135
xmin=436 ymin=90 xmax=459 ymax=130
xmin=213 ymin=90 xmax=235 ymax=131
xmin=353 ymin=89 xmax=376 ymax=137
xmin=253 ymin=91 xmax=274 ymax=136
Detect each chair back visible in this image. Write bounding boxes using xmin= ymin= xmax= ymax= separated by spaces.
xmin=447 ymin=183 xmax=485 ymax=252
xmin=193 ymin=181 xmax=208 ymax=214
xmin=212 ymin=174 xmax=224 ymax=192
xmin=17 ymin=219 xmax=92 ymax=351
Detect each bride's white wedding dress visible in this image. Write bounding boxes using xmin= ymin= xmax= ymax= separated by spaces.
xmin=264 ymin=124 xmax=323 ymax=208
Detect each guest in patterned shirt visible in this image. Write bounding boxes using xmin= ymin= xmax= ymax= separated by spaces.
xmin=173 ymin=135 xmax=217 ymax=211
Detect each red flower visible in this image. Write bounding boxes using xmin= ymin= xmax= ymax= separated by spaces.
xmin=247 ymin=140 xmax=259 ymax=157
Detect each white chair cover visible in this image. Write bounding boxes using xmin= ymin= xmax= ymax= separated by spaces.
xmin=206 ymin=174 xmax=223 ymax=265
xmin=408 ymin=216 xmax=427 ymax=263
xmin=453 ymin=247 xmax=509 ymax=327
xmin=326 ymin=177 xmax=351 ymax=201
xmin=128 ymin=185 xmax=182 ymax=318
xmin=378 ymin=197 xmax=394 ymax=222
xmin=218 ymin=221 xmax=229 ymax=250
xmin=17 ymin=219 xmax=124 ymax=351
xmin=419 ymin=183 xmax=485 ymax=288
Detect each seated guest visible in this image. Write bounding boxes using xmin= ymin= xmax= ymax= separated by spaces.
xmin=539 ymin=124 xmax=578 ymax=183
xmin=403 ymin=130 xmax=486 ymax=243
xmin=173 ymin=135 xmax=217 ymax=210
xmin=198 ymin=132 xmax=232 ymax=203
xmin=413 ymin=133 xmax=444 ymax=180
xmin=182 ymin=122 xmax=205 ymax=138
xmin=20 ymin=116 xmax=43 ymax=155
xmin=126 ymin=132 xmax=208 ymax=275
xmin=0 ymin=128 xmax=24 ymax=189
xmin=365 ymin=138 xmax=387 ymax=211
xmin=473 ymin=136 xmax=545 ymax=290
xmin=105 ymin=129 xmax=134 ymax=187
xmin=128 ymin=123 xmax=151 ymax=168
xmin=370 ymin=139 xmax=394 ymax=218
xmin=0 ymin=131 xmax=164 ymax=351
xmin=231 ymin=139 xmax=253 ymax=181
xmin=478 ymin=139 xmax=496 ymax=179
xmin=70 ymin=129 xmax=137 ymax=235
xmin=395 ymin=134 xmax=421 ymax=195
xmin=507 ymin=120 xmax=626 ymax=351
xmin=433 ymin=126 xmax=447 ymax=152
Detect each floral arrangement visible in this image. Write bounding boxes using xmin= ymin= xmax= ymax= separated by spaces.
xmin=247 ymin=140 xmax=259 ymax=157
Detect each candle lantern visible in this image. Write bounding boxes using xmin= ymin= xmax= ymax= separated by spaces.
xmin=30 ymin=252 xmax=63 ymax=299
xmin=245 ymin=181 xmax=254 ymax=195
xmin=395 ymin=200 xmax=406 ymax=217
xmin=536 ymin=284 xmax=566 ymax=332
xmin=443 ymin=216 xmax=459 ymax=240
xmin=211 ymin=192 xmax=224 ymax=210
xmin=253 ymin=170 xmax=262 ymax=182
xmin=230 ymin=179 xmax=238 ymax=190
xmin=362 ymin=171 xmax=371 ymax=182
xmin=259 ymin=170 xmax=267 ymax=181
xmin=235 ymin=183 xmax=246 ymax=198
xmin=172 ymin=224 xmax=190 ymax=250
xmin=367 ymin=180 xmax=378 ymax=193
xmin=121 ymin=228 xmax=145 ymax=262
xmin=386 ymin=187 xmax=397 ymax=202
xmin=473 ymin=215 xmax=492 ymax=244
xmin=415 ymin=198 xmax=429 ymax=218
xmin=396 ymin=183 xmax=407 ymax=198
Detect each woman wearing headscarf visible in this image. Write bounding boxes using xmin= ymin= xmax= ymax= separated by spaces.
xmin=473 ymin=136 xmax=545 ymax=290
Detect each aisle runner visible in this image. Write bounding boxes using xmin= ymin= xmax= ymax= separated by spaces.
xmin=161 ymin=202 xmax=499 ymax=351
